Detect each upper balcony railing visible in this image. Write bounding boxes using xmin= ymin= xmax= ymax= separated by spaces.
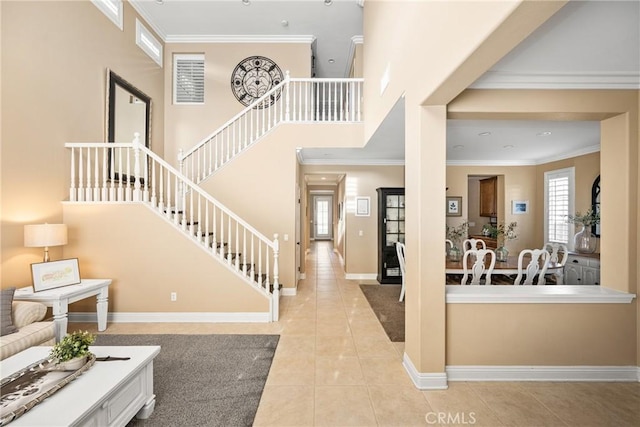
xmin=178 ymin=73 xmax=364 ymax=183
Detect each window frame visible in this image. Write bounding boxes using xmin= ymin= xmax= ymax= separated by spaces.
xmin=544 ymin=167 xmax=575 ymax=249
xmin=173 ymin=54 xmax=205 ymax=105
xmin=136 ymin=19 xmax=163 ymax=67
xmin=91 ymin=0 xmax=123 ymax=30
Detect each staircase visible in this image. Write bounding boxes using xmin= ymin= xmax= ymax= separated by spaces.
xmin=65 ymin=74 xmax=363 ymax=322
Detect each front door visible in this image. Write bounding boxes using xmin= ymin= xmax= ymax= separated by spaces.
xmin=314 ymin=195 xmax=333 ymax=240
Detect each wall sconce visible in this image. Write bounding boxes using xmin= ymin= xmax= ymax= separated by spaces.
xmin=24 ymin=224 xmax=68 ymax=262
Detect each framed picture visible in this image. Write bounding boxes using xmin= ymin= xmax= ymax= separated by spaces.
xmin=446 ymin=196 xmax=462 ymax=217
xmin=31 ymin=258 xmax=81 ymax=292
xmin=355 ymin=196 xmax=370 ymax=217
xmin=512 ymin=200 xmax=529 ymax=215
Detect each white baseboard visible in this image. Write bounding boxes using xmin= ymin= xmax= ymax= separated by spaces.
xmin=281 ymin=287 xmax=297 ymax=296
xmin=403 ymin=353 xmax=449 ymax=390
xmin=68 ymin=311 xmax=270 ymax=323
xmin=446 ymin=365 xmax=640 ymax=382
xmin=345 ymin=273 xmax=377 ymax=280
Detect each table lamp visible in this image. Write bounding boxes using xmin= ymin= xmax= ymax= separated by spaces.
xmin=24 ymin=223 xmax=68 ymax=262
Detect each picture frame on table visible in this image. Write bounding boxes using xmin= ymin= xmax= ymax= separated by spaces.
xmin=31 ymin=258 xmax=81 ymax=292
xmin=512 ymin=200 xmax=529 ymax=215
xmin=446 ymin=196 xmax=462 ymax=217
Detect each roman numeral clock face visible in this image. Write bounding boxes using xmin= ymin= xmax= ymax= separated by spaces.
xmin=231 ymin=56 xmax=284 ymax=108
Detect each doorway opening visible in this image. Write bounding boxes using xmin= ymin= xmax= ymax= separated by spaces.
xmin=313 ymin=195 xmax=333 ymax=240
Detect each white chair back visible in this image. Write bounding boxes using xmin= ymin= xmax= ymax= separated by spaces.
xmin=461 ymin=248 xmax=496 ymax=285
xmin=395 ymin=242 xmax=406 ymax=302
xmin=445 ymin=239 xmax=454 ymax=255
xmin=463 ymin=238 xmax=487 ymax=252
xmin=514 ymin=249 xmax=550 ymax=285
xmin=543 ymin=242 xmax=568 ymax=266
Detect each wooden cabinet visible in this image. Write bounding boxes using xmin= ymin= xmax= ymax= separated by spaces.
xmin=376 ymin=188 xmax=405 ymax=284
xmin=479 ymin=177 xmax=497 ymax=217
xmin=564 ymin=252 xmax=600 ymax=285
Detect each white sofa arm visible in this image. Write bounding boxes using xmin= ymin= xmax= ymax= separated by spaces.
xmin=11 ymin=301 xmax=47 ymax=329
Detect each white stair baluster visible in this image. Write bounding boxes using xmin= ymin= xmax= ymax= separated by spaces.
xmin=78 ymin=147 xmax=85 ymax=202
xmin=133 ymin=134 xmax=141 ymax=202
xmin=93 ymin=146 xmax=100 ymax=201
xmin=165 ymin=168 xmax=172 ymax=220
xmin=250 ymin=236 xmax=255 ymax=282
xmin=285 ymin=71 xmax=290 ymax=122
xmin=85 ymin=146 xmax=92 ymax=201
xmin=196 ymin=194 xmax=201 ymax=241
xmin=69 ymin=148 xmax=76 ymax=201
xmin=242 ymin=228 xmax=247 ymax=275
xmin=101 ymin=146 xmax=108 ymax=201
xmin=219 ymin=211 xmax=225 ymax=257
xmin=258 ymin=243 xmax=263 ymax=288
xmin=204 ymin=202 xmax=209 ymax=247
xmin=272 ymin=233 xmax=280 ymax=295
xmin=227 ymin=216 xmax=232 ymax=264
xmin=235 ymin=221 xmax=239 ymax=269
xmin=151 ymin=161 xmax=157 ymax=207
xmin=212 ymin=207 xmax=218 ymax=254
xmin=174 ymin=173 xmax=180 ymax=225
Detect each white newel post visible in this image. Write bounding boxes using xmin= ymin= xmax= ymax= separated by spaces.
xmin=272 ymin=233 xmax=280 ymax=321
xmin=284 ymin=71 xmax=290 ymax=122
xmin=132 ymin=133 xmax=142 ymax=202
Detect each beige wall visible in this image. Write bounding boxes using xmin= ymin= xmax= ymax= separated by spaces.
xmin=447 ymin=304 xmax=636 ymax=365
xmin=198 ymin=124 xmax=363 ymax=289
xmin=63 ymin=204 xmax=268 ymax=314
xmin=163 ymin=42 xmax=312 ymax=168
xmin=1 ymin=0 xmax=165 ymax=287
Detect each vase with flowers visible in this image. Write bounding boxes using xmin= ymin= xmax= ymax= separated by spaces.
xmin=489 ymin=221 xmax=518 ymax=262
xmin=446 ymin=221 xmax=468 ymax=261
xmin=567 ymin=208 xmax=599 ymax=253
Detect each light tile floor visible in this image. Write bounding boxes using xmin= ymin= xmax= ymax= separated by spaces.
xmin=74 ymin=241 xmax=640 ymax=426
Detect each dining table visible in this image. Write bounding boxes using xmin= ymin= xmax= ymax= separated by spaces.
xmin=445 ymin=255 xmax=564 ymax=284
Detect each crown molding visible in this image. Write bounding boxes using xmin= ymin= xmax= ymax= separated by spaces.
xmin=471 ymin=71 xmax=640 ymax=90
xmin=447 ymin=144 xmax=600 ymax=167
xmin=299 ymin=158 xmax=405 ymax=166
xmin=165 ymin=34 xmax=316 ymax=44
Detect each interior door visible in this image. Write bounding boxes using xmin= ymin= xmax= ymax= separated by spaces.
xmin=314 ymin=195 xmax=333 ymax=240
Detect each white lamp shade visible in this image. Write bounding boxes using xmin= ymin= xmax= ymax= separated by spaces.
xmin=24 ymin=224 xmax=68 ymax=247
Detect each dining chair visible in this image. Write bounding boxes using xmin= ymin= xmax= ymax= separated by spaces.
xmin=461 ymin=248 xmax=496 ymax=285
xmin=463 ymin=238 xmax=487 ymax=252
xmin=543 ymin=242 xmax=568 ymax=284
xmin=395 ymin=242 xmax=406 ymax=302
xmin=445 ymin=239 xmax=454 ymax=255
xmin=514 ymin=249 xmax=550 ymax=285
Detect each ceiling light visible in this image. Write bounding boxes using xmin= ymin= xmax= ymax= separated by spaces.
xmin=478 ymin=132 xmax=491 ymax=136
xmin=453 ymin=145 xmax=465 ymax=150
xmin=155 ymin=0 xmax=164 ymax=4
xmin=281 ymin=20 xmax=289 ymax=27
xmin=537 ymin=131 xmax=552 ymax=136
xmin=242 ymin=0 xmax=250 ymax=5
xmin=503 ymin=145 xmax=514 ymax=149
xmin=321 ymin=177 xmax=327 ymax=180
xmin=328 ymin=58 xmax=335 ymax=64
xmin=324 ymin=0 xmax=333 ymax=5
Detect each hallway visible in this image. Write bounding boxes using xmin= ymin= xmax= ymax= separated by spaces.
xmin=73 ymin=240 xmax=640 ymax=426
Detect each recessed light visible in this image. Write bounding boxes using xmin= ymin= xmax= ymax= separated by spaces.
xmin=324 ymin=0 xmax=333 ymax=5
xmin=328 ymin=58 xmax=335 ymax=64
xmin=281 ymin=20 xmax=289 ymax=27
xmin=242 ymin=0 xmax=250 ymax=5
xmin=478 ymin=132 xmax=491 ymax=137
xmin=537 ymin=131 xmax=552 ymax=136
xmin=453 ymin=145 xmax=465 ymax=150
xmin=155 ymin=0 xmax=164 ymax=4
xmin=321 ymin=177 xmax=327 ymax=180
xmin=503 ymin=145 xmax=514 ymax=149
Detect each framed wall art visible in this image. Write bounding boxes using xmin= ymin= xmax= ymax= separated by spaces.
xmin=446 ymin=196 xmax=462 ymax=217
xmin=512 ymin=200 xmax=529 ymax=215
xmin=355 ymin=197 xmax=370 ymax=217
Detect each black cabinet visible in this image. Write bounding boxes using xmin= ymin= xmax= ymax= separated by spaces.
xmin=376 ymin=187 xmax=405 ymax=284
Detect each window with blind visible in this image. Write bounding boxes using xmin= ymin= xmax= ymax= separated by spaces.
xmin=544 ymin=167 xmax=575 ymax=246
xmin=174 ymin=55 xmax=205 ymax=104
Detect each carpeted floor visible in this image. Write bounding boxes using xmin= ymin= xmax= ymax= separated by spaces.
xmin=93 ymin=334 xmax=279 ymax=427
xmin=359 ymin=284 xmax=405 ymax=342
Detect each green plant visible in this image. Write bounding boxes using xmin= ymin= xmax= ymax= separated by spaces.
xmin=487 ymin=221 xmax=518 ymax=244
xmin=446 ymin=221 xmax=469 ymax=247
xmin=50 ymin=330 xmax=96 ymax=362
xmin=567 ymin=208 xmax=600 ymax=227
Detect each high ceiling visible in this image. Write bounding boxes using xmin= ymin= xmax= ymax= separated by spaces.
xmin=132 ymin=0 xmax=640 ymax=178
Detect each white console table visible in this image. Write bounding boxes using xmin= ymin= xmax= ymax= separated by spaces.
xmin=14 ymin=279 xmax=112 ymax=342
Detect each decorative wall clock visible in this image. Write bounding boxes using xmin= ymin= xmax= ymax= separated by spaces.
xmin=231 ymin=56 xmax=284 ymax=108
